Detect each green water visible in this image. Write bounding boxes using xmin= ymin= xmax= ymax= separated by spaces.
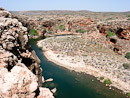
xmin=30 ymin=38 xmax=127 ymax=98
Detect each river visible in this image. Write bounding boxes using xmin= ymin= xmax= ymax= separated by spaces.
xmin=30 ymin=38 xmax=127 ymax=98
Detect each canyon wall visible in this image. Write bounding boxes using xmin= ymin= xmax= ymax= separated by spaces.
xmin=0 ymin=8 xmax=54 ymax=98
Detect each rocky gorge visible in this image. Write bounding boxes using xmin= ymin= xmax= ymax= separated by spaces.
xmin=36 ymin=15 xmax=130 ymax=96
xmin=0 ymin=8 xmax=55 ymax=98
xmin=11 ymin=9 xmax=130 ymax=97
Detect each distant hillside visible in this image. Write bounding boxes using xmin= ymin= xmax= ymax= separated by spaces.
xmin=11 ymin=10 xmax=130 ymax=18
xmin=11 ymin=10 xmax=93 ymax=16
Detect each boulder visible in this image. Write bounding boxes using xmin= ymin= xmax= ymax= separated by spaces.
xmin=51 ymin=88 xmax=57 ymax=94
xmin=37 ymin=87 xmax=54 ymax=98
xmin=45 ymin=78 xmax=53 ymax=82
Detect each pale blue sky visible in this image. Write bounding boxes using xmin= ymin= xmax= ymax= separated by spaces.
xmin=0 ymin=0 xmax=130 ymax=12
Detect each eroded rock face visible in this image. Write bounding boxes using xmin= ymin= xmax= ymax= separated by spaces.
xmin=0 ymin=8 xmax=54 ymax=98
xmin=96 ymin=21 xmax=130 ymax=55
xmin=0 ymin=66 xmax=38 ymax=98
xmin=97 ymin=22 xmax=130 ymax=40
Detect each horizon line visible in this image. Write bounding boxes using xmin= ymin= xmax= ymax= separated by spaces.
xmin=10 ymin=9 xmax=130 ymax=13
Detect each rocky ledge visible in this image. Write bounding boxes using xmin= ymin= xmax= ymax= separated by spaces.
xmin=0 ymin=8 xmax=54 ymax=98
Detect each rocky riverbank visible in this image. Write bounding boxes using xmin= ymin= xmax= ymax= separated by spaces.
xmin=37 ymin=35 xmax=130 ymax=95
xmin=0 ymin=8 xmax=55 ymax=98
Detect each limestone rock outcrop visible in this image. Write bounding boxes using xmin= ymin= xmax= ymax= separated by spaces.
xmin=0 ymin=8 xmax=54 ymax=98
xmin=97 ymin=22 xmax=130 ymax=55
xmin=37 ymin=88 xmax=54 ymax=98
xmin=97 ymin=21 xmax=130 ymax=40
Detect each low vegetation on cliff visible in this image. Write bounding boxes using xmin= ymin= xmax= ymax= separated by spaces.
xmin=29 ymin=28 xmax=38 ymax=36
xmin=125 ymin=52 xmax=130 ymax=59
xmin=107 ymin=31 xmax=116 ymax=38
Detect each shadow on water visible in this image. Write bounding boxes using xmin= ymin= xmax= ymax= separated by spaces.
xmin=30 ymin=38 xmax=127 ymax=98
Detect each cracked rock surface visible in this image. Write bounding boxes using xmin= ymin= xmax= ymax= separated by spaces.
xmin=0 ymin=8 xmax=54 ymax=98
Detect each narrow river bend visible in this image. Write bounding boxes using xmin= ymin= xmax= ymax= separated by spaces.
xmin=30 ymin=38 xmax=126 ymax=98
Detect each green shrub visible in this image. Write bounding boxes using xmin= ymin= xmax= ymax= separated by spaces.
xmin=42 ymin=27 xmax=46 ymax=33
xmin=100 ymin=77 xmax=104 ymax=80
xmin=80 ymin=29 xmax=86 ymax=33
xmin=68 ymin=28 xmax=72 ymax=32
xmin=76 ymin=29 xmax=80 ymax=32
xmin=97 ymin=24 xmax=100 ymax=28
xmin=76 ymin=28 xmax=86 ymax=33
xmin=126 ymin=93 xmax=130 ymax=97
xmin=29 ymin=29 xmax=38 ymax=36
xmin=59 ymin=25 xmax=65 ymax=31
xmin=125 ymin=52 xmax=130 ymax=59
xmin=127 ymin=15 xmax=130 ymax=17
xmin=107 ymin=31 xmax=115 ymax=38
xmin=39 ymin=18 xmax=43 ymax=21
xmin=105 ymin=68 xmax=108 ymax=71
xmin=106 ymin=17 xmax=112 ymax=20
xmin=127 ymin=18 xmax=130 ymax=20
xmin=104 ymin=79 xmax=112 ymax=85
xmin=123 ymin=63 xmax=130 ymax=69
